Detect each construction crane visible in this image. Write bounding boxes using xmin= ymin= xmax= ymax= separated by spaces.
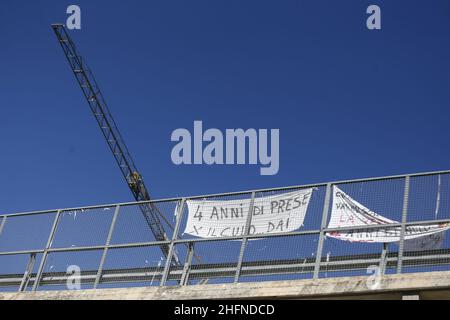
xmin=51 ymin=24 xmax=178 ymax=263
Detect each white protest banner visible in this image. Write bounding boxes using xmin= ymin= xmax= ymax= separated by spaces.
xmin=326 ymin=186 xmax=450 ymax=243
xmin=184 ymin=188 xmax=313 ymax=238
xmin=404 ymin=232 xmax=445 ymax=251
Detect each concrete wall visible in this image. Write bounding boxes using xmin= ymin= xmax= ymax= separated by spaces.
xmin=1 ymin=270 xmax=450 ymax=300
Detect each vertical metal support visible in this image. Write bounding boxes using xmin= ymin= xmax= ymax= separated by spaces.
xmin=94 ymin=205 xmax=121 ymax=289
xmin=32 ymin=210 xmax=62 ymax=291
xmin=234 ymin=192 xmax=256 ymax=283
xmin=379 ymin=243 xmax=388 ymax=275
xmin=0 ymin=216 xmax=7 ymax=238
xmin=180 ymin=243 xmax=195 ymax=286
xmin=313 ymin=183 xmax=332 ymax=279
xmin=160 ymin=199 xmax=186 ymax=286
xmin=397 ymin=176 xmax=410 ymax=274
xmin=19 ymin=253 xmax=37 ymax=292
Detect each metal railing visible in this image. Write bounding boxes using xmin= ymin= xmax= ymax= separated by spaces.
xmin=1 ymin=169 xmax=450 ymax=292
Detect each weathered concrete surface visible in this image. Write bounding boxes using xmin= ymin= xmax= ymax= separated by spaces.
xmin=1 ymin=270 xmax=450 ymax=300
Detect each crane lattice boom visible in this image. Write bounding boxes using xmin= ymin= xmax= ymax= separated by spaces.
xmin=51 ymin=24 xmax=173 ymax=259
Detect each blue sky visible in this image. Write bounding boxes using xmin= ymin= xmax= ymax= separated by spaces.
xmin=1 ymin=0 xmax=450 ymax=214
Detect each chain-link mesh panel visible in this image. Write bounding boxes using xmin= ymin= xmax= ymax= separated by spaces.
xmin=318 ymin=178 xmax=405 ymax=278
xmin=52 ymin=207 xmax=114 ymax=248
xmin=408 ymin=174 xmax=450 ymax=221
xmin=181 ymin=239 xmax=242 ymax=285
xmin=397 ymin=174 xmax=450 ymax=274
xmin=97 ymin=245 xmax=166 ymax=288
xmin=36 ymin=250 xmax=103 ymax=291
xmin=151 ymin=200 xmax=181 ymax=240
xmin=320 ymin=238 xmax=398 ymax=278
xmin=23 ymin=253 xmax=43 ymax=292
xmin=401 ymin=225 xmax=450 ymax=271
xmin=165 ymin=242 xmax=188 ymax=284
xmin=0 ymin=213 xmax=56 ymax=252
xmin=235 ymin=187 xmax=323 ymax=282
xmin=337 ymin=178 xmax=406 ymax=222
xmin=0 ymin=254 xmax=33 ymax=292
xmin=111 ymin=200 xmax=179 ymax=244
xmin=106 ymin=199 xmax=181 ymax=288
xmin=239 ymin=234 xmax=319 ymax=283
xmin=173 ymin=191 xmax=261 ymax=285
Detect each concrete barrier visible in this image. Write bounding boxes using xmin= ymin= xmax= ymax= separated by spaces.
xmin=1 ymin=270 xmax=450 ymax=300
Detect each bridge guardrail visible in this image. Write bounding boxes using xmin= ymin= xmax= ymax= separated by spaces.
xmin=1 ymin=170 xmax=450 ymax=292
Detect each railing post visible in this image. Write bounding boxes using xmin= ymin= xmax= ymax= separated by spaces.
xmin=180 ymin=242 xmax=195 ymax=286
xmin=94 ymin=205 xmax=121 ymax=289
xmin=313 ymin=183 xmax=332 ymax=279
xmin=19 ymin=253 xmax=36 ymax=292
xmin=397 ymin=176 xmax=410 ymax=274
xmin=379 ymin=243 xmax=388 ymax=275
xmin=0 ymin=216 xmax=7 ymax=238
xmin=32 ymin=210 xmax=62 ymax=291
xmin=234 ymin=192 xmax=256 ymax=283
xmin=160 ymin=198 xmax=186 ymax=286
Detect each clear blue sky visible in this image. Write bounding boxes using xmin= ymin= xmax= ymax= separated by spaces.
xmin=1 ymin=0 xmax=450 ymax=214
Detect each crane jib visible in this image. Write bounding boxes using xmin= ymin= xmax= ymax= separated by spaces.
xmin=51 ymin=24 xmax=178 ymax=265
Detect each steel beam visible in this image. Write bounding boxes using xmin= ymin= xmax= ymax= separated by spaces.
xmin=0 ymin=217 xmax=7 ymax=238
xmin=180 ymin=243 xmax=195 ymax=286
xmin=2 ymin=248 xmax=450 ymax=288
xmin=397 ymin=176 xmax=410 ymax=273
xmin=32 ymin=210 xmax=61 ymax=291
xmin=160 ymin=199 xmax=186 ymax=286
xmin=18 ymin=253 xmax=36 ymax=292
xmin=2 ymin=169 xmax=450 ymax=219
xmin=94 ymin=205 xmax=121 ymax=288
xmin=313 ymin=184 xmax=332 ymax=279
xmin=234 ymin=192 xmax=256 ymax=283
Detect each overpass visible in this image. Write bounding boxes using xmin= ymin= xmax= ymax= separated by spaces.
xmin=1 ymin=270 xmax=449 ymax=300
xmin=0 ymin=170 xmax=450 ymax=299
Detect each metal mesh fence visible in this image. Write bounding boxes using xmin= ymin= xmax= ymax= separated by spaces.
xmin=0 ymin=171 xmax=450 ymax=292
xmin=399 ymin=174 xmax=450 ymax=274
xmin=318 ymin=178 xmax=405 ymax=278
xmin=52 ymin=207 xmax=115 ymax=248
xmin=240 ymin=233 xmax=319 ymax=282
xmin=96 ymin=245 xmax=166 ymax=288
xmin=37 ymin=250 xmax=103 ymax=291
xmin=169 ymin=191 xmax=256 ymax=285
xmin=175 ymin=239 xmax=242 ymax=285
xmin=408 ymin=173 xmax=450 ymax=222
xmin=0 ymin=254 xmax=32 ymax=292
xmin=0 ymin=212 xmax=56 ymax=252
xmin=111 ymin=204 xmax=161 ymax=245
